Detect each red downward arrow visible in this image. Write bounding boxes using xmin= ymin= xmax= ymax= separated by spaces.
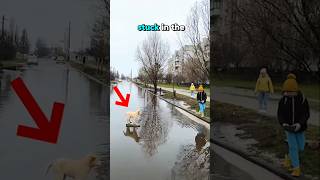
xmin=11 ymin=77 xmax=65 ymax=144
xmin=113 ymin=86 xmax=130 ymax=107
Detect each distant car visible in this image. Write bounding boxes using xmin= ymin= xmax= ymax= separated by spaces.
xmin=27 ymin=55 xmax=38 ymax=65
xmin=56 ymin=56 xmax=66 ymax=64
xmin=57 ymin=56 xmax=65 ymax=61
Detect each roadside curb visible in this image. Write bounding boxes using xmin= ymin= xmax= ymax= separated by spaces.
xmin=211 ymin=138 xmax=308 ymax=180
xmin=69 ymin=62 xmax=108 ymax=86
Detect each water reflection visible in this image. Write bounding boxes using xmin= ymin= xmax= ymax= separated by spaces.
xmin=140 ymin=95 xmax=169 ymax=157
xmin=171 ymin=131 xmax=210 ymax=180
xmin=123 ymin=126 xmax=140 ymax=142
xmin=95 ymin=143 xmax=109 ymax=180
xmin=0 ymin=71 xmax=18 ymax=115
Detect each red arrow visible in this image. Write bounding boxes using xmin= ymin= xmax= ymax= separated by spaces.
xmin=11 ymin=77 xmax=65 ymax=144
xmin=113 ymin=86 xmax=130 ymax=107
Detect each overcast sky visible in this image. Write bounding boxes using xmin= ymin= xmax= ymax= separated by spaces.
xmin=111 ymin=0 xmax=198 ymax=77
xmin=0 ymin=0 xmax=95 ymax=51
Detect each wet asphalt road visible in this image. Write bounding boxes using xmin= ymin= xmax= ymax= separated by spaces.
xmin=0 ymin=58 xmax=108 ymax=180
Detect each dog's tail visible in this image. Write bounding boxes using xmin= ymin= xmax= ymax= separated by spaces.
xmin=45 ymin=163 xmax=53 ymax=176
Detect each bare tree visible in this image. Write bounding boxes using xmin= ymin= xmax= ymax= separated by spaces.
xmin=136 ymin=33 xmax=169 ymax=93
xmin=179 ymin=0 xmax=210 ymax=82
xmin=138 ymin=67 xmax=149 ymax=87
xmin=90 ymin=17 xmax=107 ymax=73
xmin=235 ymin=0 xmax=320 ymax=73
xmin=19 ymin=29 xmax=30 ymax=57
xmin=139 ymin=96 xmax=169 ymax=157
xmin=89 ymin=0 xmax=109 ymax=75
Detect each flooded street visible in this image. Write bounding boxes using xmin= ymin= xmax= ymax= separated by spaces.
xmin=110 ymin=81 xmax=210 ymax=180
xmin=0 ymin=59 xmax=108 ymax=179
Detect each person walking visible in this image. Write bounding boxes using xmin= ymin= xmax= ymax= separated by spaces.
xmin=190 ymin=83 xmax=196 ymax=97
xmin=255 ymin=68 xmax=274 ymax=112
xmin=197 ymin=85 xmax=207 ymax=117
xmin=82 ymin=56 xmax=86 ymax=65
xmin=277 ymin=73 xmax=310 ymax=177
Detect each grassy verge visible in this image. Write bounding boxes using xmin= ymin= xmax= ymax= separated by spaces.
xmin=162 ymin=91 xmax=210 ymax=121
xmin=0 ymin=59 xmax=27 ymax=69
xmin=213 ymin=101 xmax=320 ymax=178
xmin=158 ymin=83 xmax=210 ymax=91
xmin=213 ymin=76 xmax=320 ymax=101
xmin=70 ymin=61 xmax=107 ymax=84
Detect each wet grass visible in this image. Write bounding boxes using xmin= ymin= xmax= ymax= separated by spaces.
xmin=0 ymin=59 xmax=27 ymax=69
xmin=213 ymin=101 xmax=320 ymax=178
xmin=162 ymin=91 xmax=210 ymax=120
xmin=70 ymin=61 xmax=108 ymax=84
xmin=158 ymin=83 xmax=210 ymax=92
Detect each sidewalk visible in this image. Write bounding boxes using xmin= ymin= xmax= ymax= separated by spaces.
xmin=213 ymin=86 xmax=319 ymax=126
xmin=214 ymin=86 xmax=319 ymax=103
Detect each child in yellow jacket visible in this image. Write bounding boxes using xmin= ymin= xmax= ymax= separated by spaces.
xmin=255 ymin=68 xmax=274 ymax=112
xmin=190 ymin=83 xmax=196 ymax=97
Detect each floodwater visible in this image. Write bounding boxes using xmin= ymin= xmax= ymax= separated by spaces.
xmin=110 ymin=81 xmax=210 ymax=180
xmin=0 ymin=59 xmax=108 ymax=180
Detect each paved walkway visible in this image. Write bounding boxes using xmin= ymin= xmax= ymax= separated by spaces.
xmin=159 ymin=85 xmax=318 ymax=126
xmin=213 ymin=86 xmax=319 ymax=126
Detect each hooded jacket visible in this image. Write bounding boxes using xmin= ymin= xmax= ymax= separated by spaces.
xmin=277 ymin=91 xmax=310 ymax=132
xmin=197 ymin=91 xmax=207 ymax=104
xmin=190 ymin=84 xmax=196 ymax=91
xmin=255 ymin=76 xmax=274 ymax=93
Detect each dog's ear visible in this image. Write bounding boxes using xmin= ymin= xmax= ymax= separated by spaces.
xmin=88 ymin=155 xmax=97 ymax=166
xmin=90 ymin=156 xmax=96 ymax=162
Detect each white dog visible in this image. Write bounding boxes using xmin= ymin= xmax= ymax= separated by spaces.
xmin=126 ymin=108 xmax=141 ymax=125
xmin=46 ymin=154 xmax=99 ymax=180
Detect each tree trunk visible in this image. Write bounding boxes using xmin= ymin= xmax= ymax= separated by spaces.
xmin=154 ymin=82 xmax=157 ymax=93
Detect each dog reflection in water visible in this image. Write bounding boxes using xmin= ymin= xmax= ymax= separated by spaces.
xmin=123 ymin=127 xmax=140 ymax=142
xmin=126 ymin=108 xmax=141 ymax=125
xmin=46 ymin=154 xmax=99 ymax=180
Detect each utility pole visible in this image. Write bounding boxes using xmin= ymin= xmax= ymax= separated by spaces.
xmin=1 ymin=15 xmax=6 ymax=39
xmin=63 ymin=29 xmax=67 ymax=59
xmin=68 ymin=21 xmax=71 ymax=61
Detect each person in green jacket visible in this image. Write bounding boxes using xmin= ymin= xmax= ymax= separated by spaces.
xmin=255 ymin=68 xmax=274 ymax=112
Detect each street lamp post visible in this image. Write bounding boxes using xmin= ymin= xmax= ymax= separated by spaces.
xmin=172 ymin=61 xmax=177 ymax=98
